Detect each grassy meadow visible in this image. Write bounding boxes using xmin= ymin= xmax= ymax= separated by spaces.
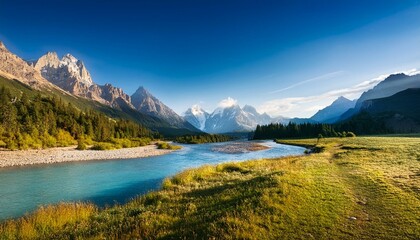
xmin=1 ymin=136 xmax=419 ymax=239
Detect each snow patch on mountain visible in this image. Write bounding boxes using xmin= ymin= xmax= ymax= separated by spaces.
xmin=184 ymin=101 xmax=281 ymax=133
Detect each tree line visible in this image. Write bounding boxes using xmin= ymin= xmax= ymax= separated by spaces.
xmin=175 ymin=134 xmax=232 ymax=144
xmin=0 ymin=85 xmax=153 ymax=150
xmin=253 ymin=122 xmax=357 ymax=140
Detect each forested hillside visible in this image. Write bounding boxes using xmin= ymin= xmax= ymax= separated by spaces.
xmin=0 ymin=83 xmax=153 ymax=150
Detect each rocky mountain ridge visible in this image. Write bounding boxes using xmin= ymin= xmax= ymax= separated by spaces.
xmin=0 ymin=41 xmax=66 ymax=92
xmin=0 ymin=41 xmax=199 ymax=134
xmin=131 ymin=87 xmax=198 ymax=131
xmin=32 ymin=52 xmax=133 ymax=109
xmin=184 ymin=104 xmax=275 ymax=133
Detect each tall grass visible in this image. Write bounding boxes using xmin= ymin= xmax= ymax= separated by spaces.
xmin=1 ymin=137 xmax=419 ymax=239
xmin=0 ymin=203 xmax=96 ymax=239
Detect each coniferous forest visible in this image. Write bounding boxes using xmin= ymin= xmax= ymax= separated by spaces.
xmin=0 ymin=85 xmax=153 ymax=150
xmin=175 ymin=134 xmax=232 ymax=144
xmin=253 ymin=122 xmax=357 ymax=140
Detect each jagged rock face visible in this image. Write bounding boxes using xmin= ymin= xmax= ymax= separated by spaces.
xmin=0 ymin=41 xmax=56 ymax=89
xmin=97 ymin=84 xmax=132 ymax=108
xmin=131 ymin=87 xmax=197 ymax=130
xmin=34 ymin=52 xmax=132 ymax=108
xmin=34 ymin=52 xmax=93 ymax=95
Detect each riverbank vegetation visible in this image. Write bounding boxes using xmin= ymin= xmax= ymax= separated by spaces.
xmin=155 ymin=141 xmax=182 ymax=150
xmin=175 ymin=134 xmax=232 ymax=144
xmin=253 ymin=122 xmax=357 ymax=140
xmin=1 ymin=136 xmax=419 ymax=239
xmin=0 ymin=85 xmax=154 ymax=150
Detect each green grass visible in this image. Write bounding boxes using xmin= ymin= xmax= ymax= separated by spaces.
xmin=1 ymin=137 xmax=419 ymax=239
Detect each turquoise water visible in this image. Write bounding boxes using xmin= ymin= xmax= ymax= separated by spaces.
xmin=0 ymin=141 xmax=304 ymax=220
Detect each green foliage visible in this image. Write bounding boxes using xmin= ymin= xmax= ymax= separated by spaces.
xmin=130 ymin=137 xmax=151 ymax=147
xmin=175 ymin=134 xmax=232 ymax=144
xmin=254 ymin=122 xmax=340 ymax=139
xmin=76 ymin=138 xmax=87 ymax=150
xmin=254 ymin=122 xmax=360 ymax=140
xmin=89 ymin=138 xmax=153 ymax=151
xmin=156 ymin=142 xmax=182 ymax=150
xmin=0 ymin=84 xmax=153 ymax=150
xmin=91 ymin=142 xmax=117 ymax=150
xmin=55 ymin=130 xmax=76 ymax=147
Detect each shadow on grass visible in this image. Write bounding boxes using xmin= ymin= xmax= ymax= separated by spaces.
xmin=162 ymin=173 xmax=283 ymax=239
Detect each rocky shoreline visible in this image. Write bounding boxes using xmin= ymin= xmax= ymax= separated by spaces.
xmin=0 ymin=145 xmax=174 ymax=168
xmin=212 ymin=142 xmax=270 ymax=154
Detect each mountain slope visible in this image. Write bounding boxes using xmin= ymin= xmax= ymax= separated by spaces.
xmin=339 ymin=88 xmax=420 ymax=134
xmin=184 ymin=105 xmax=209 ymax=131
xmin=340 ymin=73 xmax=420 ymax=121
xmin=131 ymin=87 xmax=200 ymax=133
xmin=0 ymin=41 xmax=185 ymax=135
xmin=202 ymin=104 xmax=273 ymax=133
xmin=311 ymin=96 xmax=356 ymax=123
xmin=0 ymin=41 xmax=68 ymax=93
xmin=360 ymin=88 xmax=420 ymax=132
xmin=33 ymin=52 xmax=133 ymax=109
xmin=356 ymin=73 xmax=420 ymax=107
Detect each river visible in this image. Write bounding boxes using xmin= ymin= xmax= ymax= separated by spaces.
xmin=0 ymin=140 xmax=305 ymax=220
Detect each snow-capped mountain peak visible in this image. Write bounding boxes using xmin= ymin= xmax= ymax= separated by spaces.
xmin=184 ymin=105 xmax=209 ymax=131
xmin=184 ymin=102 xmax=277 ymax=133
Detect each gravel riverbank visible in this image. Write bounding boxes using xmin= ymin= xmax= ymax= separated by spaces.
xmin=0 ymin=145 xmax=173 ymax=168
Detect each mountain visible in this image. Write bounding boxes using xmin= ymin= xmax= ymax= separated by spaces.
xmin=310 ymin=96 xmax=356 ymax=123
xmin=0 ymin=41 xmax=198 ymax=136
xmin=33 ymin=52 xmax=133 ymax=109
xmin=184 ymin=104 xmax=273 ymax=133
xmin=360 ymin=88 xmax=420 ymax=132
xmin=205 ymin=105 xmax=249 ymax=133
xmin=339 ymin=88 xmax=420 ymax=133
xmin=32 ymin=50 xmax=200 ymax=135
xmin=184 ymin=105 xmax=209 ymax=131
xmin=0 ymin=41 xmax=66 ymax=92
xmin=340 ymin=73 xmax=420 ymax=121
xmin=356 ymin=73 xmax=420 ymax=107
xmin=131 ymin=87 xmax=199 ymax=132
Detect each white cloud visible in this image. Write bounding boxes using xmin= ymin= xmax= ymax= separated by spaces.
xmin=269 ymin=71 xmax=345 ymax=94
xmin=217 ymin=97 xmax=238 ymax=108
xmin=259 ymin=72 xmax=391 ymax=118
xmin=404 ymin=68 xmax=420 ymax=76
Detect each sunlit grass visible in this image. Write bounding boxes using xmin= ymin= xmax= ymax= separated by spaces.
xmin=1 ymin=136 xmax=419 ymax=239
xmin=0 ymin=203 xmax=96 ymax=239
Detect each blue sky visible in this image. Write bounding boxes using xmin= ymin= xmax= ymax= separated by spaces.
xmin=1 ymin=0 xmax=420 ymax=117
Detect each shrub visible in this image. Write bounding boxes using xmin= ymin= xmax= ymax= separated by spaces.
xmin=0 ymin=139 xmax=6 ymax=148
xmin=55 ymin=130 xmax=75 ymax=147
xmin=42 ymin=132 xmax=57 ymax=148
xmin=156 ymin=142 xmax=182 ymax=150
xmin=91 ymin=142 xmax=116 ymax=150
xmin=5 ymin=139 xmax=17 ymax=150
xmin=76 ymin=138 xmax=87 ymax=150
